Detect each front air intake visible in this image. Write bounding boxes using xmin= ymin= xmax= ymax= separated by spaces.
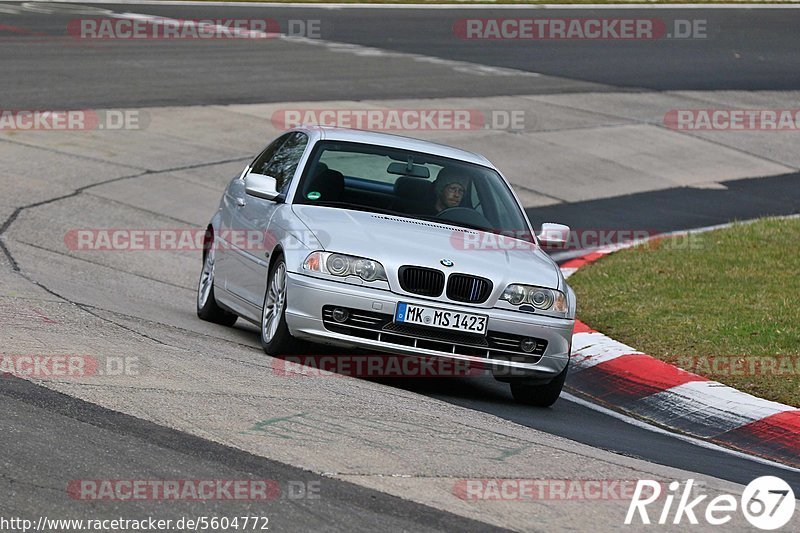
xmin=398 ymin=266 xmax=445 ymax=297
xmin=446 ymin=274 xmax=492 ymax=304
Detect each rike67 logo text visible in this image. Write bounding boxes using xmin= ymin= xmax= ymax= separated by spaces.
xmin=626 ymin=477 xmax=796 ymax=530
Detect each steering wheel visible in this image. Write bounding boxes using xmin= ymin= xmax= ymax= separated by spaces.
xmin=436 ymin=207 xmax=493 ymax=229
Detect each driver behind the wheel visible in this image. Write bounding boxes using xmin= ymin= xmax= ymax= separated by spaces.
xmin=433 ymin=168 xmax=469 ymax=213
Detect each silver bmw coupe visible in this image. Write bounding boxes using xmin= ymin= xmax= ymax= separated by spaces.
xmin=198 ymin=126 xmax=575 ymax=406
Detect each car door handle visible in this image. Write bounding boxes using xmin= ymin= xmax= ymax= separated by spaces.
xmin=235 ymin=197 xmax=246 ymax=207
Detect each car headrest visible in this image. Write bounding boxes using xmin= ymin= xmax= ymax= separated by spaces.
xmin=308 ymin=168 xmax=344 ymax=201
xmin=394 ymin=176 xmax=433 ymax=199
xmin=393 ymin=176 xmax=436 ymax=215
xmin=314 ymin=162 xmax=329 ymax=176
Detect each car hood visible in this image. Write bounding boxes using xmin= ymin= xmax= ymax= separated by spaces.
xmin=292 ymin=205 xmax=560 ymax=290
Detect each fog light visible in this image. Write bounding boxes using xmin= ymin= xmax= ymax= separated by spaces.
xmin=520 ymin=338 xmax=537 ymax=353
xmin=332 ymin=307 xmax=349 ymax=323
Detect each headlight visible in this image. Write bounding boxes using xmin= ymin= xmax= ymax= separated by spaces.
xmin=327 ymin=254 xmax=349 ymax=276
xmin=503 ymin=284 xmax=526 ymax=305
xmin=500 ymin=284 xmax=567 ymax=314
xmin=303 ymin=251 xmax=387 ymax=282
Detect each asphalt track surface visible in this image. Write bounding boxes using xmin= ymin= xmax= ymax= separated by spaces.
xmin=1 ymin=4 xmax=800 ymax=107
xmin=2 ymin=2 xmax=800 ymax=530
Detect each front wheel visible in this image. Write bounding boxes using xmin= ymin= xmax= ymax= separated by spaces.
xmin=260 ymin=257 xmax=296 ymax=355
xmin=197 ymin=244 xmax=238 ymax=326
xmin=509 ymin=364 xmax=568 ymax=407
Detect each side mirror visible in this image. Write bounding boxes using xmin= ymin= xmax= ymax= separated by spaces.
xmin=245 ymin=173 xmax=279 ymax=201
xmin=537 ymin=223 xmax=570 ymax=247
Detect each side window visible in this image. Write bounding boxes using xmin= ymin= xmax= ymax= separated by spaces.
xmin=264 ymin=132 xmax=309 ymax=195
xmin=250 ymin=134 xmax=290 ymax=177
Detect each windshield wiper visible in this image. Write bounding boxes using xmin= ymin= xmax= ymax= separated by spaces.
xmin=414 ymin=216 xmax=493 ymax=233
xmin=307 ymin=202 xmax=501 ymax=235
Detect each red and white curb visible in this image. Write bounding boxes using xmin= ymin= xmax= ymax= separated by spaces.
xmin=560 ymin=221 xmax=800 ymax=469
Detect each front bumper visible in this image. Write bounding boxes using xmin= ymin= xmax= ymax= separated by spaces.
xmin=284 ymin=272 xmax=572 ymax=381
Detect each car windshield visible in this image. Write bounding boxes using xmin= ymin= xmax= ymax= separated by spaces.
xmin=293 ymin=140 xmax=533 ymax=240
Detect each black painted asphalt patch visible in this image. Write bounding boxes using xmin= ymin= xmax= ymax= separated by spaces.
xmin=0 ymin=376 xmax=507 ymax=533
xmin=527 ymin=172 xmax=800 ymax=243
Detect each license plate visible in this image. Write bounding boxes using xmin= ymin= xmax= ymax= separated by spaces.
xmin=394 ymin=302 xmax=488 ymax=335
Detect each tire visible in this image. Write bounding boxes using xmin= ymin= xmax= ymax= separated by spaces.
xmin=509 ymin=364 xmax=568 ymax=407
xmin=260 ymin=256 xmax=296 ymax=355
xmin=196 ymin=243 xmax=238 ymax=327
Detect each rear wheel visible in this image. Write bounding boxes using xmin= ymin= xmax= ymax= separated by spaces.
xmin=197 ymin=244 xmax=238 ymax=326
xmin=509 ymin=364 xmax=568 ymax=407
xmin=260 ymin=257 xmax=296 ymax=355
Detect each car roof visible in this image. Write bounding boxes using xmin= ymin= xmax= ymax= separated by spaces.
xmin=296 ymin=126 xmax=496 ymax=169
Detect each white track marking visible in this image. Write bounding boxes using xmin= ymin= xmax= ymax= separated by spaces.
xmin=655 ymin=380 xmax=796 ymax=423
xmin=108 ymin=11 xmax=539 ymax=78
xmin=559 ymin=266 xmax=578 ymax=279
xmin=570 ymin=331 xmax=642 ymax=369
xmin=562 ymin=392 xmax=800 ymax=475
xmin=19 ymin=1 xmax=112 ymax=13
xmin=280 ymin=34 xmax=540 ymax=77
